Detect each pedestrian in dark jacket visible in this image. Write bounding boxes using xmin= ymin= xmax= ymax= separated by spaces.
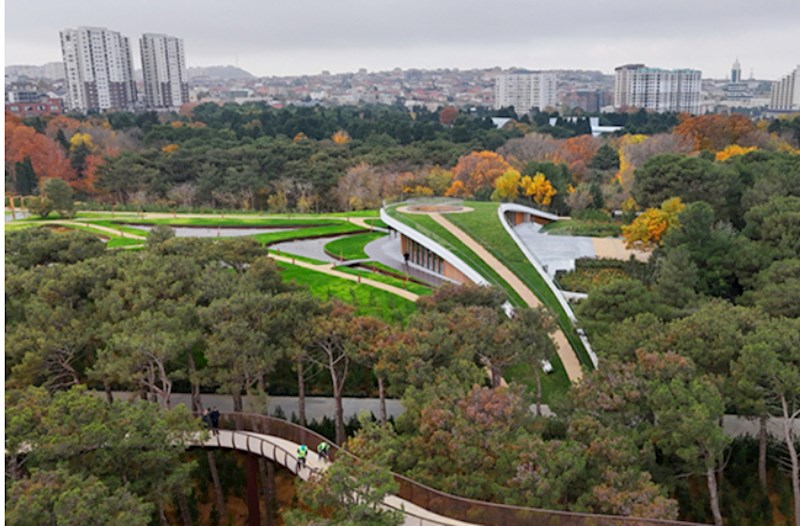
xmin=210 ymin=407 xmax=220 ymax=435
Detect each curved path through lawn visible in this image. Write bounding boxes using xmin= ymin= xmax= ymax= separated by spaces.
xmin=269 ymin=253 xmax=419 ymax=302
xmin=56 ymin=220 xmax=147 ymax=240
xmin=429 ymin=213 xmax=583 ymax=382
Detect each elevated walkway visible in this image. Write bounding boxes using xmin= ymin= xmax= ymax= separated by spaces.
xmin=202 ymin=413 xmax=707 ymax=526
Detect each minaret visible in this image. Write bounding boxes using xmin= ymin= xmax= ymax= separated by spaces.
xmin=731 ymin=58 xmax=742 ymax=83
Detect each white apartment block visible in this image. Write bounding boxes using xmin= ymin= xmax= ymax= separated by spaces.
xmin=614 ymin=64 xmax=701 ymax=113
xmin=770 ymin=65 xmax=800 ymax=111
xmin=60 ymin=27 xmax=136 ymax=113
xmin=140 ymin=33 xmax=189 ymax=109
xmin=494 ymin=72 xmax=557 ymax=112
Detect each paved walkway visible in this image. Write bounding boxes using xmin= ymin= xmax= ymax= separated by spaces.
xmin=270 ymin=253 xmax=420 ymax=302
xmin=429 ymin=213 xmax=583 ymax=382
xmin=271 ymin=234 xmax=347 ymax=263
xmin=55 ymin=221 xmax=147 ymax=240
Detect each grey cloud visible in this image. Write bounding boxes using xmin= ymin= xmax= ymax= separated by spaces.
xmin=5 ymin=0 xmax=800 ymax=77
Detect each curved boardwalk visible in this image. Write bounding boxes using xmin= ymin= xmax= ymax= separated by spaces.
xmin=201 ymin=413 xmax=706 ymax=526
xmin=428 ymin=213 xmax=583 ymax=382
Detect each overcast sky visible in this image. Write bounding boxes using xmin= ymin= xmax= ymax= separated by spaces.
xmin=5 ymin=0 xmax=799 ymax=79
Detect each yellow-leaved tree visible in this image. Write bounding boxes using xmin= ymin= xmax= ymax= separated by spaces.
xmin=715 ymin=144 xmax=757 ymax=162
xmin=622 ymin=197 xmax=685 ymax=249
xmin=69 ymin=132 xmax=95 ymax=152
xmin=492 ymin=168 xmax=521 ymax=201
xmin=520 ymin=172 xmax=557 ymax=206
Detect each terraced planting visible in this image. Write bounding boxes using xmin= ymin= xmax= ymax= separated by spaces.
xmin=276 ymin=261 xmax=416 ymax=322
xmin=324 ymin=232 xmax=386 ymax=260
xmin=386 ymin=205 xmax=525 ymax=305
xmin=442 ymin=203 xmax=591 ymax=368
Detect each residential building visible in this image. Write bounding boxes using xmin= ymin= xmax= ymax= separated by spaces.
xmin=494 ymin=72 xmax=557 ymax=112
xmin=140 ymin=33 xmax=189 ymax=109
xmin=614 ymin=64 xmax=701 ymax=113
xmin=60 ymin=26 xmax=136 ymax=113
xmin=770 ymin=65 xmax=800 ymax=111
xmin=6 ymin=96 xmax=64 ymax=118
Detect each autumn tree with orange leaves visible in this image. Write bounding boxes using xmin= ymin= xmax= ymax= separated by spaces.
xmin=674 ymin=114 xmax=764 ymax=152
xmin=446 ymin=151 xmax=511 ymax=199
xmin=5 ymin=114 xmax=75 ymax=194
xmin=439 ymin=106 xmax=459 ymax=126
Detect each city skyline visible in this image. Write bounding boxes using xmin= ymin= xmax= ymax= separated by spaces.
xmin=5 ymin=0 xmax=799 ymax=79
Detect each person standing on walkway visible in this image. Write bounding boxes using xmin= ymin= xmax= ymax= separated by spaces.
xmin=209 ymin=407 xmax=220 ymax=436
xmin=201 ymin=408 xmax=211 ymax=430
xmin=297 ymin=444 xmax=309 ymax=469
xmin=317 ymin=441 xmax=331 ymax=461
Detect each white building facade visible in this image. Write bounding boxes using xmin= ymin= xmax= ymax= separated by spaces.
xmin=140 ymin=33 xmax=189 ymax=109
xmin=60 ymin=27 xmax=136 ymax=113
xmin=494 ymin=72 xmax=557 ymax=112
xmin=770 ymin=65 xmax=800 ymax=111
xmin=614 ymin=64 xmax=701 ymax=113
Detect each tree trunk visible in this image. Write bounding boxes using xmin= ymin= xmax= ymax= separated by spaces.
xmin=258 ymin=457 xmax=276 ymax=526
xmin=377 ymin=376 xmax=387 ymax=426
xmin=188 ymin=352 xmax=203 ymax=414
xmin=104 ymin=381 xmax=114 ymax=405
xmin=706 ymin=462 xmax=724 ymax=526
xmin=780 ymin=395 xmax=800 ymax=526
xmin=535 ymin=372 xmax=543 ymax=417
xmin=759 ymin=414 xmax=768 ymax=492
xmin=207 ymin=450 xmax=227 ymax=526
xmin=158 ymin=503 xmax=169 ymax=526
xmin=174 ymin=487 xmax=193 ymax=526
xmin=296 ymin=358 xmax=306 ymax=426
xmin=233 ymin=392 xmax=243 ymax=413
xmin=490 ymin=364 xmax=502 ymax=388
xmin=334 ymin=385 xmax=345 ymax=446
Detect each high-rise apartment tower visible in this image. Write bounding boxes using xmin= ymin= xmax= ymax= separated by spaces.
xmin=140 ymin=33 xmax=189 ymax=109
xmin=614 ymin=64 xmax=701 ymax=113
xmin=770 ymin=65 xmax=800 ymax=111
xmin=494 ymin=72 xmax=557 ymax=112
xmin=59 ymin=27 xmax=136 ymax=113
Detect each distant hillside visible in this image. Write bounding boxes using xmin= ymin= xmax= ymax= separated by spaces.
xmin=187 ymin=65 xmax=254 ymax=81
xmin=6 ymin=62 xmax=65 ymax=80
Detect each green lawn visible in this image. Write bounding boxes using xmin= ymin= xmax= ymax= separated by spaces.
xmin=333 ymin=266 xmax=433 ymax=296
xmin=539 ymin=219 xmax=621 ymax=237
xmin=4 ymin=222 xmax=39 ymax=232
xmin=324 ymin=232 xmax=387 ymax=260
xmin=444 ymin=202 xmax=592 ymax=369
xmin=78 ymin=220 xmax=151 ymax=237
xmin=107 ymin=238 xmax=146 ymax=248
xmin=364 ymin=218 xmax=388 ymax=229
xmin=251 ymin=223 xmax=366 ymax=245
xmin=91 ymin=217 xmax=339 ymax=228
xmin=277 ymin=262 xmax=416 ymax=323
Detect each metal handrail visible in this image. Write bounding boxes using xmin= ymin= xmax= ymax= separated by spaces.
xmin=216 ymin=413 xmax=709 ymax=526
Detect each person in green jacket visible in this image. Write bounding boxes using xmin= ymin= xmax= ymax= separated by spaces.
xmin=297 ymin=444 xmax=309 ymax=469
xmin=317 ymin=441 xmax=331 ymax=461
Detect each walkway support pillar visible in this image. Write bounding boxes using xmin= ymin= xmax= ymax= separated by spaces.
xmin=245 ymin=453 xmax=261 ymax=526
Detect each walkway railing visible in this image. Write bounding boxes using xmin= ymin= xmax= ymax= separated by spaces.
xmin=218 ymin=413 xmax=708 ymax=526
